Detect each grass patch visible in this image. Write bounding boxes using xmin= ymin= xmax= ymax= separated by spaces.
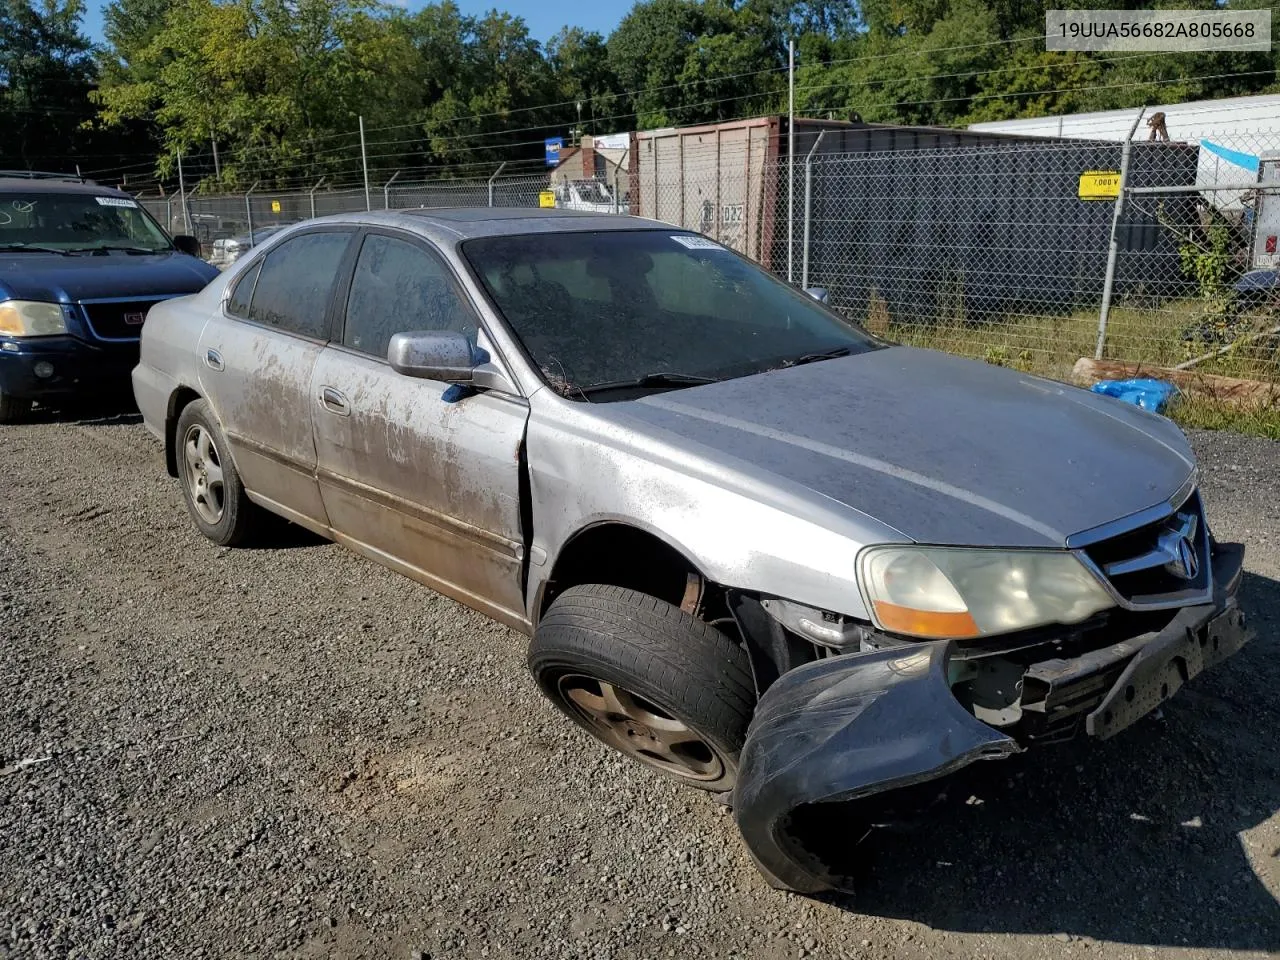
xmin=869 ymin=297 xmax=1280 ymax=439
xmin=1168 ymin=396 xmax=1280 ymax=440
xmin=877 ymin=298 xmax=1280 ymax=385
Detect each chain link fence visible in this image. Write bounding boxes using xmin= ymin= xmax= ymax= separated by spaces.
xmin=761 ymin=138 xmax=1203 ymax=382
xmin=1110 ymin=129 xmax=1280 ymax=388
xmin=138 ymin=126 xmax=1280 ymax=387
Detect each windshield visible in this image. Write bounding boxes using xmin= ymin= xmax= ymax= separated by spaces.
xmin=463 ymin=230 xmax=880 ymax=399
xmin=0 ymin=192 xmax=173 ymax=253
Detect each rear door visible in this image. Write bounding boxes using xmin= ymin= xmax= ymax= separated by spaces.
xmin=197 ymin=227 xmax=355 ymax=529
xmin=309 ymin=228 xmax=531 ymax=629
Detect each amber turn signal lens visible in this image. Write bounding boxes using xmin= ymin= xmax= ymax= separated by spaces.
xmin=872 ymin=601 xmax=981 ymax=639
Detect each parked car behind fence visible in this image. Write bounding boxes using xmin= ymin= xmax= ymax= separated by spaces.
xmin=209 ymin=223 xmax=295 ymax=267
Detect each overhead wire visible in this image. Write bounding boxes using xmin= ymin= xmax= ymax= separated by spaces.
xmin=71 ymin=2 xmax=1280 ymax=186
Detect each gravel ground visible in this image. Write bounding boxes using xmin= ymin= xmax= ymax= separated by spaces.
xmin=1 ymin=412 xmax=1278 ymax=960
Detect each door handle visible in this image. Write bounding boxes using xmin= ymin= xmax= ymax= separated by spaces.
xmin=319 ymin=386 xmax=350 ymax=417
xmin=205 ymin=348 xmax=224 ymax=372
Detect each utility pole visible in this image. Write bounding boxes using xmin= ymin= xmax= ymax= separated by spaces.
xmin=211 ymin=138 xmax=221 ymax=178
xmin=1095 ymin=107 xmax=1146 ymax=360
xmin=177 ymin=149 xmax=191 ymax=233
xmin=359 ymin=115 xmax=371 ymax=212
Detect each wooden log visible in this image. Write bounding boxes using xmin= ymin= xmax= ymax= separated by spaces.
xmin=1071 ymin=358 xmax=1280 ymax=409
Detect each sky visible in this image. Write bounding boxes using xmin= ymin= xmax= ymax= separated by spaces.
xmin=79 ymin=0 xmax=635 ymax=45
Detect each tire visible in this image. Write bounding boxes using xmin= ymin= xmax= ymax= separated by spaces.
xmin=529 ymin=584 xmax=755 ymax=793
xmin=174 ymin=399 xmax=257 ymax=546
xmin=0 ymin=388 xmax=33 ymax=424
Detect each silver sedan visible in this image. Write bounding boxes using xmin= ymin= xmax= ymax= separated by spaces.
xmin=132 ymin=209 xmax=1252 ymax=894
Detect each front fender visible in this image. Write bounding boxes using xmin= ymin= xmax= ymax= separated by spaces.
xmin=733 ymin=641 xmax=1020 ymax=894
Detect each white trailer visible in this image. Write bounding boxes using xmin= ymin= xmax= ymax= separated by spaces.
xmin=970 ymin=94 xmax=1280 ymax=211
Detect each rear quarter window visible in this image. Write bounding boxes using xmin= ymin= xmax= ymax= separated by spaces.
xmin=244 ymin=232 xmax=351 ymax=338
xmin=227 ymin=261 xmax=261 ymax=317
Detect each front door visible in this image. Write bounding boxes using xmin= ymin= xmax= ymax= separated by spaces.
xmin=309 ymin=229 xmax=530 ymax=629
xmin=197 ymin=228 xmax=355 ymax=529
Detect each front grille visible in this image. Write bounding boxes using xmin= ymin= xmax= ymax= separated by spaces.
xmin=1081 ymin=490 xmax=1212 ymax=607
xmin=79 ymin=298 xmax=168 ymax=341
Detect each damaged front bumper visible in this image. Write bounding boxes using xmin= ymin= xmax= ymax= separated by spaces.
xmin=733 ymin=542 xmax=1253 ymax=895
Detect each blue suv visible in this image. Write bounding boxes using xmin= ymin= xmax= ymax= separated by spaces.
xmin=0 ymin=172 xmax=220 ymax=422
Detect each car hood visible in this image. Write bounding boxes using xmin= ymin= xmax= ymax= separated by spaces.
xmin=601 ymin=346 xmax=1195 ymax=548
xmin=0 ymin=252 xmax=218 ymax=302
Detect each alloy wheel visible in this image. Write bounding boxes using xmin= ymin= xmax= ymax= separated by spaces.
xmin=183 ymin=423 xmax=225 ymax=525
xmin=557 ymin=673 xmax=726 ymax=783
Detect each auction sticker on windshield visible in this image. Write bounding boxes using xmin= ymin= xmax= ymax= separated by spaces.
xmin=671 ymin=235 xmax=725 ymax=250
xmin=94 ymin=196 xmax=139 ymax=208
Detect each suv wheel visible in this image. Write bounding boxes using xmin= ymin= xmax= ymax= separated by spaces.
xmin=529 ymin=584 xmax=755 ymax=793
xmin=0 ymin=388 xmax=33 ymax=424
xmin=175 ymin=399 xmax=257 ymax=546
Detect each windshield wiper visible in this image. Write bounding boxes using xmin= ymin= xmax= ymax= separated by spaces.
xmin=575 ymin=372 xmax=720 ymax=397
xmin=0 ymin=242 xmax=76 ymax=255
xmin=782 ymin=346 xmax=853 ymax=367
xmin=89 ymin=244 xmax=165 ymax=255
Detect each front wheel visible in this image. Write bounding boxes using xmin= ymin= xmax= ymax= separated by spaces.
xmin=529 ymin=584 xmax=756 ymax=793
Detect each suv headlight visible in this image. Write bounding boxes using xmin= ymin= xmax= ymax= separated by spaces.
xmin=856 ymin=545 xmax=1114 ymax=640
xmin=0 ymin=300 xmax=67 ymax=337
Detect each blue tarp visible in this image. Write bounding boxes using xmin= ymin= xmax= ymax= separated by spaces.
xmin=1090 ymin=378 xmax=1180 ymax=414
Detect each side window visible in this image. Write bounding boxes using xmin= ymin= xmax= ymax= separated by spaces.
xmin=246 ymin=231 xmax=351 ymax=338
xmin=227 ymin=260 xmax=260 ymax=317
xmin=343 ymin=234 xmax=478 ymax=359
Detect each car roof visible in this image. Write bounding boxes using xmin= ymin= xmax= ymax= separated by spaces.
xmin=305 ymin=208 xmax=684 ymax=243
xmin=0 ymin=177 xmax=133 ymax=197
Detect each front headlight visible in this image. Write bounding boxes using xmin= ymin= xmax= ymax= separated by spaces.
xmin=856 ymin=545 xmax=1115 ymax=640
xmin=0 ymin=300 xmax=67 ymax=337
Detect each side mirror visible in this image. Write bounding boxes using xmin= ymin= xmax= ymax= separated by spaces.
xmin=387 ymin=331 xmax=510 ymax=392
xmin=805 ymin=286 xmax=830 ymax=304
xmin=172 ymin=234 xmax=201 ymax=257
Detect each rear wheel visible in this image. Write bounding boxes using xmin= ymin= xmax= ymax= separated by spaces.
xmin=0 ymin=388 xmax=33 ymax=424
xmin=529 ymin=584 xmax=755 ymax=793
xmin=175 ymin=399 xmax=257 ymax=546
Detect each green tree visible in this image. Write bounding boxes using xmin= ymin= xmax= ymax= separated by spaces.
xmin=0 ymin=0 xmax=98 ymax=170
xmin=608 ymin=0 xmax=783 ymax=128
xmin=547 ymin=27 xmax=620 ymax=135
xmin=100 ymin=0 xmax=177 ymax=86
xmin=94 ymin=0 xmax=422 ymax=187
xmin=416 ymin=9 xmax=559 ymax=166
xmin=80 ymin=0 xmax=1280 ymax=188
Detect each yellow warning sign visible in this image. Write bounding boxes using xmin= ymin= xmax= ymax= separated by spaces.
xmin=1078 ymin=171 xmax=1121 ymax=201
xmin=270 ymin=199 xmax=282 ymax=213
xmin=538 ymin=190 xmax=556 ymax=208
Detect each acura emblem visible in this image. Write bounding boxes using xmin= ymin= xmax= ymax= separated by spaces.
xmin=1157 ymin=513 xmax=1200 ymax=581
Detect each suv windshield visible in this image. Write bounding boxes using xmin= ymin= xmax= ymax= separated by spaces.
xmin=0 ymin=192 xmax=173 ymax=254
xmin=463 ymin=230 xmax=880 ymax=399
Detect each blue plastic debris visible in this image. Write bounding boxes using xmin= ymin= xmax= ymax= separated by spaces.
xmin=1090 ymin=377 xmax=1180 ymax=414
